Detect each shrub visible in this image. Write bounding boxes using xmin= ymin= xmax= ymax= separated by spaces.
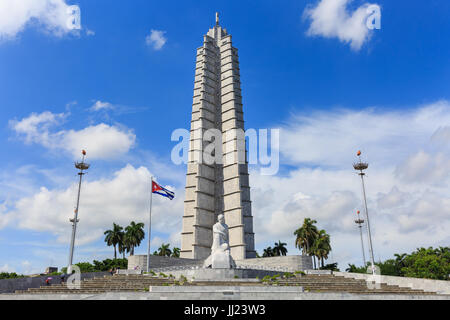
xmin=0 ymin=272 xmax=25 ymax=280
xmin=61 ymin=258 xmax=128 ymax=274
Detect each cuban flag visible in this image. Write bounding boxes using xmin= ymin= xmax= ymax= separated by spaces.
xmin=152 ymin=180 xmax=175 ymax=200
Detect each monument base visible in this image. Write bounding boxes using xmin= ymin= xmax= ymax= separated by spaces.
xmin=128 ymin=255 xmax=313 ymax=273
xmin=155 ymin=268 xmax=284 ymax=281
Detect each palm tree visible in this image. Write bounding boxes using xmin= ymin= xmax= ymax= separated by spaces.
xmin=273 ymin=240 xmax=288 ymax=256
xmin=104 ymin=223 xmax=123 ymax=259
xmin=394 ymin=253 xmax=408 ymax=275
xmin=313 ymin=230 xmax=331 ymax=268
xmin=171 ymin=247 xmax=180 ymax=258
xmin=263 ymin=247 xmax=275 ymax=257
xmin=124 ymin=221 xmax=145 ymax=256
xmin=294 ymin=218 xmax=319 ymax=257
xmin=157 ymin=243 xmax=172 ymax=257
xmin=118 ymin=238 xmax=128 ymax=259
xmin=435 ymin=247 xmax=449 ymax=258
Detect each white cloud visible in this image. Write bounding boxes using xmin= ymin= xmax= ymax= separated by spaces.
xmin=0 ymin=202 xmax=14 ymax=229
xmin=62 ymin=124 xmax=135 ymax=159
xmin=5 ymin=165 xmax=184 ymax=247
xmin=396 ymin=151 xmax=450 ymax=185
xmin=146 ymin=30 xmax=167 ymax=50
xmin=0 ymin=264 xmax=14 ymax=273
xmin=376 ymin=186 xmax=410 ymax=210
xmin=0 ymin=0 xmax=80 ymax=41
xmin=90 ymin=101 xmax=113 ymax=112
xmin=248 ymin=100 xmax=450 ymax=267
xmin=303 ymin=0 xmax=380 ymax=50
xmin=10 ymin=111 xmax=66 ymax=145
xmin=10 ymin=111 xmax=136 ymax=160
xmin=281 ymin=101 xmax=450 ymax=168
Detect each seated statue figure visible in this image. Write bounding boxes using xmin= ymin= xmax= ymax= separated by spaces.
xmin=203 ymin=214 xmax=236 ymax=269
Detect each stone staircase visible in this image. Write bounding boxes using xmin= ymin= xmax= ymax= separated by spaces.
xmin=276 ymin=274 xmax=436 ymax=295
xmin=15 ymin=273 xmax=437 ymax=296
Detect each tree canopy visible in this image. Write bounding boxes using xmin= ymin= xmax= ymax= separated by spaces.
xmin=346 ymin=247 xmax=450 ymax=280
xmin=294 ymin=218 xmax=332 ymax=269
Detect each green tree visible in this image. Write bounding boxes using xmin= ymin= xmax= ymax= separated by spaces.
xmin=123 ymin=221 xmax=145 ymax=256
xmin=73 ymin=262 xmax=96 ymax=273
xmin=104 ymin=223 xmax=124 ymax=259
xmin=157 ymin=243 xmax=172 ymax=257
xmin=118 ymin=238 xmax=128 ymax=259
xmin=320 ymin=263 xmax=339 ymax=271
xmin=263 ymin=247 xmax=275 ymax=257
xmin=313 ymin=230 xmax=331 ymax=268
xmin=62 ymin=258 xmax=128 ymax=273
xmin=345 ymin=263 xmax=369 ymax=273
xmin=345 ymin=247 xmax=450 ymax=279
xmin=0 ymin=272 xmax=25 ymax=280
xmin=394 ymin=253 xmax=408 ymax=276
xmin=171 ymin=247 xmax=180 ymax=258
xmin=272 ymin=241 xmax=288 ymax=256
xmin=376 ymin=259 xmax=399 ymax=276
xmin=294 ymin=218 xmax=319 ymax=268
xmin=294 ymin=218 xmax=319 ymax=255
xmin=401 ymin=247 xmax=450 ymax=280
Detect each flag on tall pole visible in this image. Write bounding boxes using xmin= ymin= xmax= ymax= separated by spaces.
xmin=147 ymin=178 xmax=175 ymax=273
xmin=152 ymin=181 xmax=175 ymax=200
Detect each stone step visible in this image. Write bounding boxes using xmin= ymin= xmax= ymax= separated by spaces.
xmin=17 ymin=273 xmax=433 ymax=296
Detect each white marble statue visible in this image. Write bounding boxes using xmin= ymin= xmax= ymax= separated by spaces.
xmin=203 ymin=214 xmax=236 ymax=269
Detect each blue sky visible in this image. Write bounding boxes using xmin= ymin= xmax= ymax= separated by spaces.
xmin=0 ymin=0 xmax=449 ymax=274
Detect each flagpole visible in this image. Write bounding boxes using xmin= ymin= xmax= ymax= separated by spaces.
xmin=147 ymin=176 xmax=153 ymax=274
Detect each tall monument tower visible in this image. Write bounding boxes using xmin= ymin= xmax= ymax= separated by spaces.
xmin=181 ymin=13 xmax=256 ymax=261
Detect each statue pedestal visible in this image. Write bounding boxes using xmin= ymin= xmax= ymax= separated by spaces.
xmin=212 ymin=251 xmax=232 ymax=269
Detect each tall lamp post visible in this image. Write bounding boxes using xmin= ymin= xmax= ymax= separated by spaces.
xmin=353 ymin=150 xmax=376 ymax=275
xmin=68 ymin=150 xmax=90 ymax=273
xmin=354 ymin=210 xmax=366 ymax=266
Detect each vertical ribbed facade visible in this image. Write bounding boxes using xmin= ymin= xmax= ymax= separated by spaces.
xmin=180 ymin=18 xmax=255 ymax=261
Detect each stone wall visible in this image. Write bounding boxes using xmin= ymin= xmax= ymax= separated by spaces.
xmin=157 ymin=269 xmax=289 ymax=281
xmin=0 ymin=272 xmax=110 ymax=294
xmin=236 ymin=255 xmax=313 ymax=272
xmin=128 ymin=255 xmax=313 ymax=272
xmin=127 ymin=255 xmax=203 ymax=271
xmin=335 ymin=271 xmax=450 ymax=295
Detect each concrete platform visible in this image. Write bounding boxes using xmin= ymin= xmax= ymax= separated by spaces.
xmin=1 ymin=289 xmax=448 ymax=300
